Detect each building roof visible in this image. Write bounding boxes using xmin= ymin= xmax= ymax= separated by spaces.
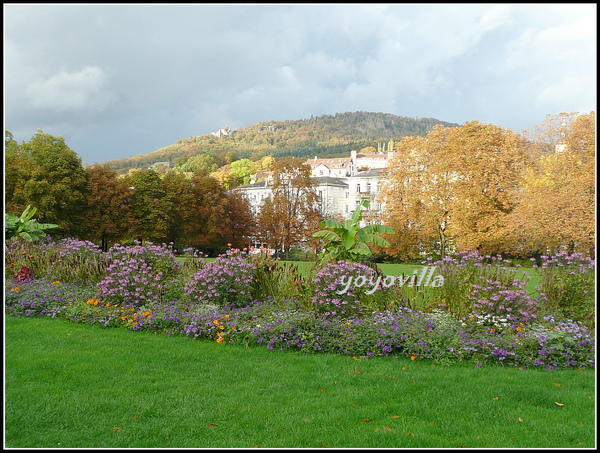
xmin=306 ymin=157 xmax=352 ymax=170
xmin=356 ymin=153 xmax=389 ymax=160
xmin=351 ymin=168 xmax=385 ymax=178
xmin=313 ymin=176 xmax=349 ymax=188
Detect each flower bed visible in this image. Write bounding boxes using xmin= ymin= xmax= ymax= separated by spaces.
xmin=4 ymin=238 xmax=596 ymax=370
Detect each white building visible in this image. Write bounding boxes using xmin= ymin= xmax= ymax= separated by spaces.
xmin=236 ymin=150 xmax=390 ymax=222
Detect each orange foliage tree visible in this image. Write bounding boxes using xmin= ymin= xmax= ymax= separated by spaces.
xmin=506 ymin=112 xmax=595 ymax=256
xmin=382 ymin=122 xmax=529 ymax=258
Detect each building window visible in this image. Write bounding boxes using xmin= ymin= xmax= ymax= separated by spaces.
xmin=356 ymin=184 xmax=361 ymax=193
xmin=366 ymin=183 xmax=371 ymax=192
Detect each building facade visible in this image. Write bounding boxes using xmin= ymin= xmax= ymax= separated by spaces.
xmin=236 ymin=151 xmax=391 ymax=222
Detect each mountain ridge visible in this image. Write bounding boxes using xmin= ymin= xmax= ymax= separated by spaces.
xmin=97 ymin=111 xmax=460 ymax=174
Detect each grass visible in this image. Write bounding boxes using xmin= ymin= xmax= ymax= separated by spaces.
xmin=5 ymin=315 xmax=595 ymax=449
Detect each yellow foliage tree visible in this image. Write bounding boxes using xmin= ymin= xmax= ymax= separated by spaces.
xmin=382 ymin=122 xmax=529 ymax=258
xmin=506 ymin=112 xmax=595 ymax=255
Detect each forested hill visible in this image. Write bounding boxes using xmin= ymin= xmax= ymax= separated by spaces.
xmin=100 ymin=111 xmax=459 ymax=174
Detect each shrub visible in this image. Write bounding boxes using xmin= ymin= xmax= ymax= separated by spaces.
xmin=470 ymin=278 xmax=538 ymax=326
xmin=534 ymin=252 xmax=595 ymax=330
xmin=183 ymin=249 xmax=256 ymax=308
xmin=97 ymin=242 xmax=182 ymax=307
xmin=311 ymin=260 xmax=376 ymax=318
xmin=426 ymin=250 xmax=530 ymax=320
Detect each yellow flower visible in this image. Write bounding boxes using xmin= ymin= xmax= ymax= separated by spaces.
xmin=224 ymin=314 xmax=229 ymax=318
xmin=219 ymin=325 xmax=225 ymax=330
xmin=216 ymin=337 xmax=224 ymax=344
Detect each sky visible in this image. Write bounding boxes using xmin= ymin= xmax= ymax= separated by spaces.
xmin=4 ymin=3 xmax=597 ymax=165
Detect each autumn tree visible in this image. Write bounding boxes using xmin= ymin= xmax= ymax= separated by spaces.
xmin=223 ymin=190 xmax=256 ymax=249
xmin=506 ymin=112 xmax=595 ymax=255
xmin=382 ymin=122 xmax=529 ymax=258
xmin=79 ymin=165 xmax=134 ymax=251
xmin=256 ymin=157 xmax=322 ymax=252
xmin=187 ymin=171 xmax=229 ymax=252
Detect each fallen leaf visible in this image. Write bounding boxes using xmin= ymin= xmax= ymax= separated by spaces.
xmin=351 ymin=356 xmax=361 ymax=361
xmin=384 ymin=426 xmax=393 ymax=432
xmin=318 ymin=443 xmax=331 ymax=448
xmin=553 ymin=383 xmax=562 ymax=388
xmin=351 ymin=403 xmax=360 ymax=407
xmin=407 ymin=432 xmax=417 ymax=437
xmin=317 ymin=388 xmax=326 ymax=391
xmin=132 ymin=415 xmax=139 ymax=421
xmin=554 ymin=402 xmax=564 ymax=407
xmin=81 ymin=334 xmax=88 ymax=337
xmin=112 ymin=427 xmax=121 ymax=432
xmin=364 ymin=418 xmax=370 ymax=422
xmin=390 ymin=415 xmax=400 ymax=419
xmin=518 ymin=417 xmax=524 ymax=423
xmin=371 ymin=373 xmax=382 ymax=376
xmin=208 ymin=424 xmax=218 ymax=428
xmin=492 ymin=397 xmax=499 ymax=401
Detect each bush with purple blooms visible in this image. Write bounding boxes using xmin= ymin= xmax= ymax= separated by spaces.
xmin=534 ymin=252 xmax=595 ymax=330
xmin=311 ymin=260 xmax=376 ymax=318
xmin=183 ymin=249 xmax=256 ymax=308
xmin=470 ymin=278 xmax=538 ymax=326
xmin=96 ymin=242 xmax=182 ymax=307
xmin=4 ymin=238 xmax=596 ymax=371
xmin=424 ymin=250 xmax=532 ymax=321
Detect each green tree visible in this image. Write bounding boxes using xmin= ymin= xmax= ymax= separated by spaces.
xmin=6 ymin=130 xmax=86 ymax=236
xmin=124 ymin=169 xmax=173 ymax=243
xmin=312 ymin=199 xmax=395 ymax=262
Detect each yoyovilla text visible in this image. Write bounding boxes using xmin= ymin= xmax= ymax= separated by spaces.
xmin=337 ymin=266 xmax=444 ymax=295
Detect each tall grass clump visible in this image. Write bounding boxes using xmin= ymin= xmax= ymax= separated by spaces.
xmin=249 ymin=253 xmax=313 ymax=307
xmin=5 ymin=237 xmax=110 ymax=283
xmin=534 ymin=252 xmax=595 ymax=330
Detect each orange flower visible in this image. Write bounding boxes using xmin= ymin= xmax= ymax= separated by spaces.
xmin=516 ymin=326 xmax=522 ymax=331
xmin=490 ymin=328 xmax=495 ymax=333
xmin=410 ymin=355 xmax=416 ymax=361
xmin=216 ymin=337 xmax=224 ymax=344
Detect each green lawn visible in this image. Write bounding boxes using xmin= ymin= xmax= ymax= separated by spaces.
xmin=5 ymin=315 xmax=595 ymax=449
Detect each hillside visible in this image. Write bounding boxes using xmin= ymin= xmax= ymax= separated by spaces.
xmin=99 ymin=111 xmax=459 ymax=174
